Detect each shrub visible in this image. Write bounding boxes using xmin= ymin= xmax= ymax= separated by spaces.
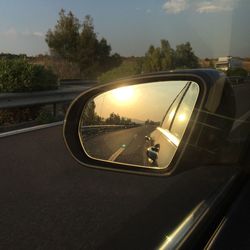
xmin=0 ymin=59 xmax=58 ymax=93
xmin=98 ymin=60 xmax=140 ymax=84
xmin=35 ymin=110 xmax=55 ymax=124
xmin=0 ymin=106 xmax=41 ymax=125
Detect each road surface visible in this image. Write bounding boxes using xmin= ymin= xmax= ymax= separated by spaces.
xmin=0 ymin=125 xmax=237 ymax=250
xmin=82 ymin=125 xmax=156 ymax=166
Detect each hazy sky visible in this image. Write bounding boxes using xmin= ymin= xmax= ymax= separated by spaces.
xmin=93 ymin=81 xmax=188 ymax=122
xmin=0 ymin=0 xmax=249 ymax=58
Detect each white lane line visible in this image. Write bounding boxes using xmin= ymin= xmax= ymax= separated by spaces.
xmin=108 ymin=132 xmax=138 ymax=161
xmin=108 ymin=147 xmax=125 ymax=161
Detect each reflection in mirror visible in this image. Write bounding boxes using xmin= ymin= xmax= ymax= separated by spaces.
xmin=79 ymin=81 xmax=199 ymax=169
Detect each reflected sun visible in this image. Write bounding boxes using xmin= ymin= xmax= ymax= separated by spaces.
xmin=178 ymin=113 xmax=186 ymax=122
xmin=111 ymin=86 xmax=134 ymax=102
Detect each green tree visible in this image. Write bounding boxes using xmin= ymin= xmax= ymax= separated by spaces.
xmin=175 ymin=42 xmax=199 ymax=69
xmin=45 ymin=9 xmax=80 ymax=62
xmin=77 ymin=15 xmax=99 ymax=77
xmin=140 ymin=40 xmax=176 ymax=73
xmin=46 ymin=10 xmax=121 ymax=78
xmin=139 ymin=40 xmax=199 ymax=73
xmin=141 ymin=45 xmax=156 ymax=73
xmin=160 ymin=39 xmax=175 ymax=70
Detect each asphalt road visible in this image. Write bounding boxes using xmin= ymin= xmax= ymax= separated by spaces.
xmin=83 ymin=126 xmax=155 ymax=166
xmin=0 ymin=125 xmax=238 ymax=250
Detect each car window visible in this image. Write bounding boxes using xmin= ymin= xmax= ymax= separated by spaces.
xmin=161 ymin=83 xmax=188 ymax=130
xmin=170 ymin=82 xmax=200 ymax=140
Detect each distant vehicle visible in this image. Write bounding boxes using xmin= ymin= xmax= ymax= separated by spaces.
xmin=215 ymin=56 xmax=242 ymax=71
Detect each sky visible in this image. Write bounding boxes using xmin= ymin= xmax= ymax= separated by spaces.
xmin=0 ymin=0 xmax=249 ymax=58
xmin=94 ymin=81 xmax=187 ymax=122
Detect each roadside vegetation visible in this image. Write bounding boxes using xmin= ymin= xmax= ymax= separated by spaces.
xmin=0 ymin=59 xmax=58 ymax=93
xmin=45 ymin=9 xmax=122 ymax=79
xmin=98 ymin=58 xmax=140 ymax=83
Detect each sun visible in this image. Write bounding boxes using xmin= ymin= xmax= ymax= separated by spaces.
xmin=111 ymin=86 xmax=134 ymax=102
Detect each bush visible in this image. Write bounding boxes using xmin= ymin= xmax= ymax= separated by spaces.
xmin=0 ymin=106 xmax=41 ymax=125
xmin=35 ymin=110 xmax=55 ymax=124
xmin=98 ymin=60 xmax=140 ymax=84
xmin=0 ymin=59 xmax=58 ymax=93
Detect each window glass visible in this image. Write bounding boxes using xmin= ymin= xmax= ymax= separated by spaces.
xmin=171 ymin=82 xmax=199 ymax=140
xmin=161 ymin=84 xmax=188 ymax=130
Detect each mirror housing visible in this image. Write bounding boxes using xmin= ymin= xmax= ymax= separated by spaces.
xmin=63 ymin=69 xmax=235 ymax=176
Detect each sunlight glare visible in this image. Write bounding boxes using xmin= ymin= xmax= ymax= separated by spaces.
xmin=178 ymin=114 xmax=186 ymax=122
xmin=111 ymin=86 xmax=134 ymax=102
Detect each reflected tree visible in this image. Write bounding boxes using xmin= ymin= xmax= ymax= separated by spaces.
xmin=81 ymin=100 xmax=103 ymax=125
xmin=105 ymin=112 xmax=134 ymax=125
xmin=145 ymin=119 xmax=160 ymax=126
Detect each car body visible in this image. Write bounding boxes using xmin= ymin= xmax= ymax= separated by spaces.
xmin=63 ymin=69 xmax=250 ymax=248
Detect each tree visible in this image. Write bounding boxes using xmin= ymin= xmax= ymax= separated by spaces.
xmin=139 ymin=40 xmax=199 ymax=73
xmin=80 ymin=100 xmax=103 ymax=125
xmin=46 ymin=10 xmax=121 ymax=78
xmin=160 ymin=39 xmax=175 ymax=70
xmin=45 ymin=9 xmax=80 ymax=62
xmin=140 ymin=40 xmax=176 ymax=73
xmin=106 ymin=112 xmax=121 ymax=125
xmin=77 ymin=15 xmax=99 ymax=77
xmin=175 ymin=42 xmax=199 ymax=69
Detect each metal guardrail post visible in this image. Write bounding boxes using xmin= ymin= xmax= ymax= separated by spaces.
xmin=53 ymin=103 xmax=57 ymax=117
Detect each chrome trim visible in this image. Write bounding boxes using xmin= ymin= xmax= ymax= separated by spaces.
xmin=157 ymin=127 xmax=180 ymax=147
xmin=158 ymin=174 xmax=237 ymax=249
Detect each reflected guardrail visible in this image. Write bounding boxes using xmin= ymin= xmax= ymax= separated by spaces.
xmin=81 ymin=124 xmax=141 ymax=139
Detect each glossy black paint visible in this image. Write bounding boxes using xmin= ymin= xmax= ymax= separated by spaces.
xmin=63 ymin=69 xmax=234 ymax=175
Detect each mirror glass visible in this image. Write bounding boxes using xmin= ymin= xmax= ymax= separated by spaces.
xmin=79 ymin=81 xmax=199 ymax=169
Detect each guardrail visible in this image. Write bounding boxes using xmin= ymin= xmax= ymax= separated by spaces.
xmin=0 ymin=83 xmax=93 ymax=133
xmin=0 ymin=85 xmax=90 ymax=109
xmin=81 ymin=124 xmax=141 ymax=139
xmin=60 ymin=79 xmax=98 ymax=86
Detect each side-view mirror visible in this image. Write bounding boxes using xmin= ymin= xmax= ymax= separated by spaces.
xmin=63 ymin=69 xmax=235 ymax=176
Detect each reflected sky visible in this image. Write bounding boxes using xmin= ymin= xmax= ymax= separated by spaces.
xmin=94 ymin=81 xmax=188 ymax=122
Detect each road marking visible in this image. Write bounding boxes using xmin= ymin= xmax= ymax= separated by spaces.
xmin=108 ymin=147 xmax=125 ymax=161
xmin=108 ymin=132 xmax=140 ymax=162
